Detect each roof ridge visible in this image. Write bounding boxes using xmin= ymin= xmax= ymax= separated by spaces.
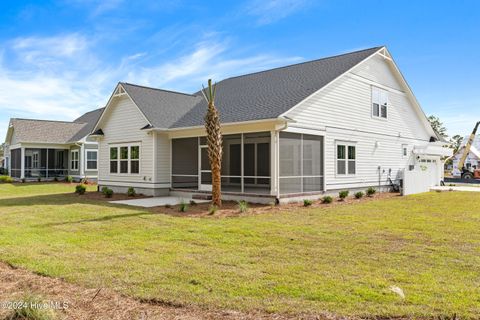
xmin=219 ymin=46 xmax=383 ymax=83
xmin=11 ymin=118 xmax=84 ymax=124
xmin=121 ymin=82 xmax=199 ymax=98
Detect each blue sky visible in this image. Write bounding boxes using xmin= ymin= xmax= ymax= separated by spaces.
xmin=1 ymin=0 xmax=479 ymax=140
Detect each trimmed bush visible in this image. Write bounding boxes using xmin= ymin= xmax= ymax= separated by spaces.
xmin=208 ymin=205 xmax=218 ymax=215
xmin=127 ymin=187 xmax=136 ymax=197
xmin=366 ymin=187 xmax=376 ymax=197
xmin=75 ymin=184 xmax=86 ymax=195
xmin=0 ymin=175 xmax=14 ymax=183
xmin=179 ymin=200 xmax=188 ymax=212
xmin=102 ymin=187 xmax=113 ymax=198
xmin=321 ymin=196 xmax=333 ymax=204
xmin=354 ymin=191 xmax=364 ymax=199
xmin=66 ymin=175 xmax=73 ymax=183
xmin=237 ymin=200 xmax=249 ymax=213
xmin=37 ymin=176 xmax=42 ymax=182
xmin=303 ymin=199 xmax=313 ymax=207
xmin=21 ymin=178 xmax=26 ymax=183
xmin=53 ymin=176 xmax=59 ymax=182
xmin=339 ymin=190 xmax=349 ymax=201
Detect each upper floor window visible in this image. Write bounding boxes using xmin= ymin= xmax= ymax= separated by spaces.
xmin=372 ymin=87 xmax=388 ymax=119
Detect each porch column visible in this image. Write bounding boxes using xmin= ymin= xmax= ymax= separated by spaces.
xmin=20 ymin=147 xmax=25 ymax=179
xmin=270 ymin=131 xmax=279 ymax=197
xmin=80 ymin=144 xmax=85 ymax=178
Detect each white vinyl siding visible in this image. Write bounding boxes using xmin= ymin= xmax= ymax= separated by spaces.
xmin=284 ymin=53 xmax=432 ymax=191
xmin=97 ymin=95 xmax=153 ymax=183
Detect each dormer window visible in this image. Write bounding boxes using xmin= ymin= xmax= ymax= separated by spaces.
xmin=372 ymin=87 xmax=388 ymax=119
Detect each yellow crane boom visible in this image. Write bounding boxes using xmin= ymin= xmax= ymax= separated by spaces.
xmin=458 ymin=121 xmax=480 ymax=178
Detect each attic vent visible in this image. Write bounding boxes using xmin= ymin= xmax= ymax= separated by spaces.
xmin=114 ymin=86 xmax=126 ymax=96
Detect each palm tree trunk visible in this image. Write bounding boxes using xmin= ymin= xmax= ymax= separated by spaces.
xmin=203 ymin=79 xmax=223 ymax=207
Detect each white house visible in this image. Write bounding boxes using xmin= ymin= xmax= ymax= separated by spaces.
xmin=3 ymin=108 xmax=103 ymax=181
xmin=91 ymin=46 xmax=451 ymax=202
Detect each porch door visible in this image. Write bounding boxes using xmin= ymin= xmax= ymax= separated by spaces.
xmin=199 ymin=145 xmax=212 ymax=191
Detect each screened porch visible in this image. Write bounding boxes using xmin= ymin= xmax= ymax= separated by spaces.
xmin=170 ymin=131 xmax=324 ymax=196
xmin=10 ymin=148 xmax=69 ymax=179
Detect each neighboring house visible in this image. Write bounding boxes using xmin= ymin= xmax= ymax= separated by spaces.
xmin=3 ymin=108 xmax=103 ymax=181
xmin=451 ymin=135 xmax=480 ymax=176
xmin=88 ymin=46 xmax=450 ymax=202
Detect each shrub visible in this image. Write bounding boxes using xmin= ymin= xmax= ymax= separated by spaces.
xmin=37 ymin=176 xmax=42 ymax=182
xmin=165 ymin=204 xmax=172 ymax=209
xmin=339 ymin=190 xmax=349 ymax=201
xmin=127 ymin=187 xmax=136 ymax=197
xmin=354 ymin=191 xmax=364 ymax=199
xmin=75 ymin=184 xmax=86 ymax=195
xmin=208 ymin=205 xmax=218 ymax=215
xmin=6 ymin=294 xmax=55 ymax=320
xmin=189 ymin=200 xmax=197 ymax=206
xmin=366 ymin=187 xmax=376 ymax=197
xmin=179 ymin=200 xmax=188 ymax=212
xmin=237 ymin=200 xmax=249 ymax=213
xmin=321 ymin=195 xmax=333 ymax=204
xmin=21 ymin=178 xmax=26 ymax=183
xmin=303 ymin=199 xmax=313 ymax=207
xmin=81 ymin=178 xmax=88 ymax=185
xmin=103 ymin=188 xmax=113 ymax=198
xmin=0 ymin=175 xmax=14 ymax=183
xmin=53 ymin=176 xmax=59 ymax=182
xmin=66 ymin=175 xmax=73 ymax=183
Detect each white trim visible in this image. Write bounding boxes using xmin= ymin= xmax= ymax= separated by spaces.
xmin=335 ymin=140 xmax=357 ymax=177
xmin=371 ymin=86 xmax=389 ymax=120
xmin=152 ymin=132 xmax=157 ymax=183
xmin=279 ymin=47 xmax=384 ymax=119
xmin=85 ymin=149 xmax=98 ymax=171
xmin=70 ymin=150 xmax=79 ymax=171
xmin=92 ymin=83 xmax=152 ymax=134
xmin=98 ymin=180 xmax=170 ymax=189
xmin=108 ymin=142 xmax=142 ymax=176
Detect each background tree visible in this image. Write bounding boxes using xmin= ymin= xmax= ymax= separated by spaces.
xmin=202 ymin=79 xmax=223 ymax=207
xmin=427 ymin=115 xmax=448 ymax=139
xmin=450 ymin=134 xmax=464 ymax=154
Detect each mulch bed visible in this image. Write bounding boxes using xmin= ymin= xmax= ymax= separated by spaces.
xmin=148 ymin=192 xmax=400 ymax=218
xmin=0 ymin=262 xmax=333 ymax=320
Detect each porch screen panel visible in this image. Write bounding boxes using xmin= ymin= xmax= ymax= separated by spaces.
xmin=11 ymin=149 xmax=21 ymax=178
xmin=243 ymin=132 xmax=270 ymax=194
xmin=172 ymin=137 xmax=198 ymax=188
xmin=221 ymin=134 xmax=241 ymax=192
xmin=279 ymin=132 xmax=302 ymax=194
xmin=279 ymin=132 xmax=324 ymax=195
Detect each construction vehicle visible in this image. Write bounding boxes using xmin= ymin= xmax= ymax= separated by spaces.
xmin=457 ymin=121 xmax=480 ymax=179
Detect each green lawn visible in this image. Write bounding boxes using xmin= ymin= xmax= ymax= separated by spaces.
xmin=0 ymin=183 xmax=479 ymax=318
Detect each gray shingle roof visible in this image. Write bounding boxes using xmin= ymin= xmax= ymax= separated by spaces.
xmin=69 ymin=107 xmax=105 ymax=142
xmin=9 ymin=107 xmax=104 ymax=144
xmin=9 ymin=119 xmax=87 ymax=144
xmin=172 ymin=46 xmax=382 ymax=128
xmin=120 ymin=83 xmax=202 ymax=129
xmin=113 ymin=47 xmax=381 ymax=129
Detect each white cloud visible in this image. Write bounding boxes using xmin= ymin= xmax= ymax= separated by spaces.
xmin=0 ymin=33 xmax=302 ymax=141
xmin=246 ymin=0 xmax=310 ymax=25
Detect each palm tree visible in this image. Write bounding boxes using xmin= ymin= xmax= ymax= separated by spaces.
xmin=202 ymin=79 xmax=223 ymax=207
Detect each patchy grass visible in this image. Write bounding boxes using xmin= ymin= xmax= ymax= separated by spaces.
xmin=0 ymin=183 xmax=479 ymax=318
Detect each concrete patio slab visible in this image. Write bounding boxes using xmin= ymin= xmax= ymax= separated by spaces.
xmin=431 ymin=186 xmax=480 ymax=192
xmin=110 ymin=196 xmax=209 ymax=208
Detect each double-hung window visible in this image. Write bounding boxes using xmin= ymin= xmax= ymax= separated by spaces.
xmin=71 ymin=150 xmax=79 ymax=170
xmin=86 ymin=150 xmax=98 ymax=170
xmin=336 ymin=143 xmax=356 ymax=175
xmin=372 ymin=87 xmax=388 ymax=119
xmin=109 ymin=144 xmax=140 ymax=174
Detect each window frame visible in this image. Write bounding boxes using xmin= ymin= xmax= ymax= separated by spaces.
xmin=32 ymin=151 xmax=39 ymax=169
xmin=86 ymin=150 xmax=98 ymax=170
xmin=371 ymin=86 xmax=389 ymax=120
xmin=109 ymin=143 xmax=141 ymax=175
xmin=335 ymin=141 xmax=357 ymax=176
xmin=70 ymin=150 xmax=79 ymax=171
xmin=402 ymin=144 xmax=408 ymax=158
